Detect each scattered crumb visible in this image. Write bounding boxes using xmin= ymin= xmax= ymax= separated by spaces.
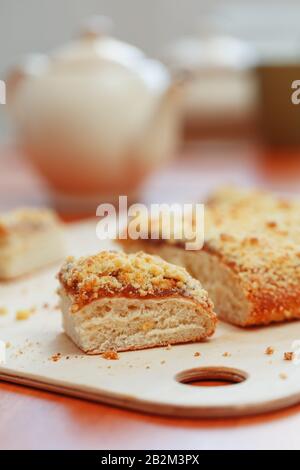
xmin=0 ymin=307 xmax=8 ymax=316
xmin=194 ymin=352 xmax=201 ymax=357
xmin=265 ymin=346 xmax=274 ymax=355
xmin=146 ymin=365 xmax=150 ymax=369
xmin=160 ymin=360 xmax=166 ymax=365
xmin=50 ymin=353 xmax=61 ymax=362
xmin=107 ymin=365 xmax=111 ymax=369
xmin=284 ymin=352 xmax=294 ymax=361
xmin=66 ymin=356 xmax=70 ymax=360
xmin=222 ymin=352 xmax=231 ymax=357
xmin=279 ymin=372 xmax=288 ymax=380
xmin=102 ymin=350 xmax=119 ymax=360
xmin=5 ymin=341 xmax=11 ymax=348
xmin=166 ymin=344 xmax=172 ymax=350
xmin=16 ymin=309 xmax=32 ymax=321
xmin=43 ymin=303 xmax=49 ymax=309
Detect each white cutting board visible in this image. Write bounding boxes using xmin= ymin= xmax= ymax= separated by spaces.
xmin=1 ymin=220 xmax=300 ymax=418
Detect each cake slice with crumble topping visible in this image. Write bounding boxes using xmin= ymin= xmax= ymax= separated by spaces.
xmin=57 ymin=251 xmax=217 ymax=353
xmin=0 ymin=207 xmax=65 ymax=279
xmin=119 ymin=187 xmax=300 ymax=326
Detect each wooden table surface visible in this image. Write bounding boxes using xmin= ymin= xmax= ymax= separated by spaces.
xmin=1 ymin=142 xmax=300 ymax=450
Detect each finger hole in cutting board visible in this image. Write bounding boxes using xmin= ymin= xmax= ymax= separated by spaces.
xmin=175 ymin=366 xmax=248 ymax=387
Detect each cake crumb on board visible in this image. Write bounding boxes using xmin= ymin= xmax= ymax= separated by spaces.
xmin=102 ymin=350 xmax=119 ymax=360
xmin=222 ymin=352 xmax=231 ymax=357
xmin=265 ymin=346 xmax=275 ymax=355
xmin=0 ymin=307 xmax=8 ymax=316
xmin=279 ymin=372 xmax=288 ymax=380
xmin=284 ymin=352 xmax=294 ymax=361
xmin=16 ymin=309 xmax=32 ymax=321
xmin=50 ymin=353 xmax=62 ymax=362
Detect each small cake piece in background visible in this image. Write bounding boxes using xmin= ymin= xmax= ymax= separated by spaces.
xmin=57 ymin=251 xmax=217 ymax=354
xmin=0 ymin=208 xmax=65 ymax=280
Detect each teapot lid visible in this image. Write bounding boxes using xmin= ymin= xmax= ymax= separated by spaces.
xmin=51 ymin=16 xmax=170 ymax=93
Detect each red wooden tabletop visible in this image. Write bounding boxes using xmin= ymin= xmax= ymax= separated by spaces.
xmin=1 ymin=142 xmax=300 ymax=450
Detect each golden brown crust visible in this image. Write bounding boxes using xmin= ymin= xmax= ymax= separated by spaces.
xmin=58 ymin=250 xmax=214 ymax=313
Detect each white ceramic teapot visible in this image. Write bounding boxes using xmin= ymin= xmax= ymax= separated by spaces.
xmin=8 ymin=17 xmax=181 ymax=210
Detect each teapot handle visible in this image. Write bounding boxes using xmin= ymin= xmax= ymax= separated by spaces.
xmin=6 ymin=54 xmax=49 ymax=102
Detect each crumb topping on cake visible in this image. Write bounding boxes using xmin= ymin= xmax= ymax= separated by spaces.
xmin=0 ymin=208 xmax=60 ymax=239
xmin=204 ymin=188 xmax=300 ymax=305
xmin=58 ymin=251 xmax=212 ymax=310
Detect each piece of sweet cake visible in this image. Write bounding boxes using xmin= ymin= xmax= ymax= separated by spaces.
xmin=0 ymin=208 xmax=65 ymax=279
xmin=57 ymin=251 xmax=217 ymax=353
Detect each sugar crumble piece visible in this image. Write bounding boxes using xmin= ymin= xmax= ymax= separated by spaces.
xmin=194 ymin=352 xmax=201 ymax=357
xmin=166 ymin=344 xmax=172 ymax=350
xmin=0 ymin=307 xmax=8 ymax=316
xmin=5 ymin=341 xmax=11 ymax=348
xmin=279 ymin=372 xmax=288 ymax=380
xmin=265 ymin=346 xmax=275 ymax=355
xmin=160 ymin=360 xmax=166 ymax=364
xmin=284 ymin=352 xmax=294 ymax=361
xmin=145 ymin=365 xmax=150 ymax=369
xmin=102 ymin=350 xmax=119 ymax=360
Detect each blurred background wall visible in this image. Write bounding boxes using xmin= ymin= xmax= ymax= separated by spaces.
xmin=1 ymin=0 xmax=300 ymax=140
